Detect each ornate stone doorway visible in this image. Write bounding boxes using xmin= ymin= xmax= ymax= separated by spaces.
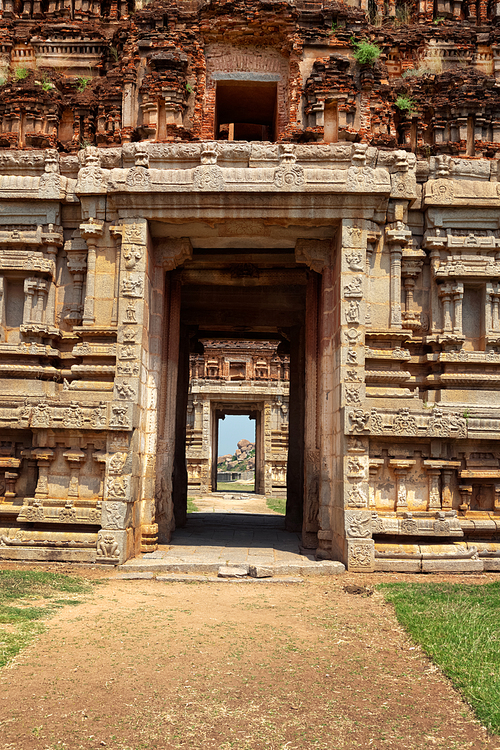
xmin=160 ymin=255 xmax=308 ymax=538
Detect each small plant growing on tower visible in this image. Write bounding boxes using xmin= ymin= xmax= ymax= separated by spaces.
xmin=351 ymin=39 xmax=382 ymax=66
xmin=75 ymin=76 xmax=91 ymax=92
xmin=186 ymin=82 xmax=193 ymax=93
xmin=395 ymin=95 xmax=416 ymax=114
xmin=35 ymin=74 xmax=54 ymax=92
xmin=14 ymin=67 xmax=29 ymax=81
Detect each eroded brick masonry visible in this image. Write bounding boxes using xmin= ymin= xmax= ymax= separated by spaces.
xmin=0 ymin=0 xmax=500 ymax=571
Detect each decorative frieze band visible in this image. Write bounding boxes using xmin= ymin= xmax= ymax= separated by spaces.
xmin=0 ymin=399 xmax=134 ymax=431
xmin=347 ymin=405 xmax=468 ymax=438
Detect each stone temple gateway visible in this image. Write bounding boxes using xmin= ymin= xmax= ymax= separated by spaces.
xmin=1 ymin=0 xmax=500 ymax=572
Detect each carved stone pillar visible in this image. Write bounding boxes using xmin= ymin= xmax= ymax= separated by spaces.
xmin=386 ymin=223 xmax=411 ymax=329
xmin=23 ymin=277 xmax=37 ymax=324
xmin=423 ymin=460 xmax=442 ymax=510
xmin=389 ymin=459 xmax=415 ymax=510
xmin=0 ymin=457 xmax=21 ymax=501
xmin=0 ymin=276 xmax=4 ymax=329
xmin=459 ymin=484 xmax=473 ymax=514
xmin=80 ymin=217 xmax=104 ymax=327
xmin=452 ymin=281 xmax=463 ymax=337
xmin=92 ymin=451 xmax=107 ymax=502
xmin=66 ymin=252 xmax=87 ymax=325
xmin=492 ymin=291 xmax=499 ymax=332
xmin=32 ymin=449 xmax=54 ymax=500
xmin=33 ymin=279 xmax=48 ymax=323
xmin=368 ymin=458 xmax=384 ymax=509
xmin=201 ymin=396 xmax=211 ymax=493
xmin=302 ymin=272 xmax=320 ymax=548
xmin=438 ymin=283 xmax=453 ymax=333
xmin=43 ymin=234 xmax=61 ymax=328
xmin=442 ymin=467 xmax=456 ymax=509
xmin=401 ymin=252 xmax=424 ymax=329
xmin=494 ymin=483 xmax=500 ymax=512
xmin=486 ymin=283 xmax=500 ymax=334
xmin=63 ymin=448 xmax=85 ymax=502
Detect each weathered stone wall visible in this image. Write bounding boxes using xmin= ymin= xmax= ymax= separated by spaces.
xmin=0 ymin=142 xmax=498 ymax=572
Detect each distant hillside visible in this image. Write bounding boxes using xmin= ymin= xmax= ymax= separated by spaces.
xmin=218 ymin=438 xmax=255 ymax=473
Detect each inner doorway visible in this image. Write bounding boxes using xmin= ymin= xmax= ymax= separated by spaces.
xmin=168 ymin=246 xmax=307 ymax=536
xmin=216 ymin=414 xmax=256 ymax=492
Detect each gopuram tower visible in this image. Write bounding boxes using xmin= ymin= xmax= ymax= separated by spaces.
xmin=0 ymin=0 xmax=499 ymax=572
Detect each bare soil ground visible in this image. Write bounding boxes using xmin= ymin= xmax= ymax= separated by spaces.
xmin=0 ymin=564 xmax=499 ymax=750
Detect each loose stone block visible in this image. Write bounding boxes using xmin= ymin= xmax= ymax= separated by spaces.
xmin=217 ymin=566 xmax=249 ymax=578
xmin=249 ymin=565 xmax=273 ymax=578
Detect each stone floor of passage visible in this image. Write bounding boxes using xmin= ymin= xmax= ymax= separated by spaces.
xmin=119 ymin=493 xmax=343 ymax=576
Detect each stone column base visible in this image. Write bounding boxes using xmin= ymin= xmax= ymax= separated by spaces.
xmin=140 ymin=523 xmax=159 ymax=553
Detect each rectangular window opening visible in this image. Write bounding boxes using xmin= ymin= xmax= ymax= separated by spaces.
xmin=215 ymin=80 xmax=278 ymax=142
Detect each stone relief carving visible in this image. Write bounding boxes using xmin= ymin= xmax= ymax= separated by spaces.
xmin=393 ymin=408 xmax=417 ymax=436
xmin=345 ymin=511 xmax=371 ymax=538
xmin=343 ymin=277 xmax=363 ymax=298
xmin=345 ymin=249 xmax=364 ymax=271
xmin=115 ymin=382 xmax=136 ymax=400
xmin=110 ymin=405 xmax=131 ymax=429
xmin=345 ymin=300 xmax=360 ymax=324
xmin=123 ymin=246 xmax=143 ymax=269
xmin=349 ymin=410 xmax=370 ymax=433
xmin=274 ymin=146 xmax=305 ymax=188
xmin=106 ymin=476 xmax=127 ymax=499
xmin=345 ymin=386 xmax=361 ymax=405
xmin=96 ymin=531 xmax=120 ymax=559
xmin=348 ymin=542 xmax=373 ymax=568
xmin=121 ymin=275 xmax=144 ymax=298
xmin=347 ymin=484 xmax=368 ymax=508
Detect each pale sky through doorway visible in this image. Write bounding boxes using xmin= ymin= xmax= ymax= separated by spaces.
xmin=218 ymin=415 xmax=255 ymax=457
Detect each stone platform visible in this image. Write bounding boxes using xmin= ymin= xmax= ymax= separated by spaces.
xmin=120 ymin=507 xmax=345 ymax=579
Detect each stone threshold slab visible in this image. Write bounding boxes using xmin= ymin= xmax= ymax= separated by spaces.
xmin=118 ymin=560 xmax=345 ymax=577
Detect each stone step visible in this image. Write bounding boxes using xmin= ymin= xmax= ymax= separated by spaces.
xmin=117 ymin=559 xmax=345 ymax=578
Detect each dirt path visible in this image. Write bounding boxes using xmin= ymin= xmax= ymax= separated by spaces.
xmin=193 ymin=492 xmax=279 ymax=514
xmin=0 ymin=571 xmax=498 ymax=750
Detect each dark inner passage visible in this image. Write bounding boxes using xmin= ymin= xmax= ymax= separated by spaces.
xmin=172 ymin=247 xmax=307 ymax=534
xmin=215 ymin=80 xmax=278 ymax=141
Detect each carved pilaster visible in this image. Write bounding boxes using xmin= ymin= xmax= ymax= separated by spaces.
xmin=65 ymin=234 xmax=87 ymax=325
xmin=63 ymin=448 xmax=86 ymax=501
xmin=80 ymin=217 xmax=104 ymax=327
xmin=459 ymin=484 xmax=473 ymax=514
xmin=389 ymin=459 xmax=415 ymax=510
xmin=423 ymin=461 xmax=442 ymax=510
xmin=32 ymin=448 xmax=55 ymax=500
xmin=385 ymin=222 xmax=412 ymax=329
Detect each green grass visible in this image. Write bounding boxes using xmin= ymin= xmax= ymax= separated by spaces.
xmin=0 ymin=570 xmax=94 ymax=668
xmin=266 ymin=497 xmax=286 ymax=515
xmin=216 ymin=482 xmax=255 ymax=492
xmin=380 ymin=582 xmax=500 ymax=733
xmin=187 ymin=497 xmax=199 ymax=513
